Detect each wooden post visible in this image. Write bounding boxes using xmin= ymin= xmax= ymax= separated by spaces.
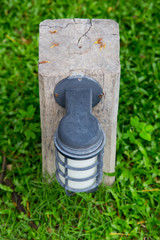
xmin=39 ymin=19 xmax=120 ymax=185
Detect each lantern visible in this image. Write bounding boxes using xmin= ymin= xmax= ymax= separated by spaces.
xmin=54 ymin=76 xmax=105 ymax=195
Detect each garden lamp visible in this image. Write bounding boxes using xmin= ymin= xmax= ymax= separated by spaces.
xmin=54 ymin=76 xmax=105 ymax=195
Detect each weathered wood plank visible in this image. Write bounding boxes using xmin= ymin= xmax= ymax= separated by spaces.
xmin=39 ymin=19 xmax=120 ymax=185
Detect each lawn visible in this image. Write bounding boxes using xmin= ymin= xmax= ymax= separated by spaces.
xmin=0 ymin=0 xmax=160 ymax=239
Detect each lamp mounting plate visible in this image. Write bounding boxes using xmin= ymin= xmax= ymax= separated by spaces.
xmin=54 ymin=75 xmax=103 ymax=108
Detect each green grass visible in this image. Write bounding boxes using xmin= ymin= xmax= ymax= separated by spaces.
xmin=0 ymin=0 xmax=160 ymax=239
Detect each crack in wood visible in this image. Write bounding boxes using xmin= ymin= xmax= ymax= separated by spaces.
xmin=77 ymin=20 xmax=92 ymax=46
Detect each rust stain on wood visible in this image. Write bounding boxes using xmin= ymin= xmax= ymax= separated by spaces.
xmin=94 ymin=38 xmax=106 ymax=50
xmin=39 ymin=60 xmax=51 ymax=64
xmin=50 ymin=43 xmax=59 ymax=48
xmin=49 ymin=30 xmax=57 ymax=34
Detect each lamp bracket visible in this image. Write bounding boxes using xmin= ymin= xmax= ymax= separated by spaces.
xmin=54 ymin=75 xmax=103 ymax=108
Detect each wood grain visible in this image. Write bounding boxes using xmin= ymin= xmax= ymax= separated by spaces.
xmin=39 ymin=19 xmax=120 ymax=185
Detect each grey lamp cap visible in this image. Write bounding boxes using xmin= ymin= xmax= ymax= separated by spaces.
xmin=54 ymin=76 xmax=105 ymax=160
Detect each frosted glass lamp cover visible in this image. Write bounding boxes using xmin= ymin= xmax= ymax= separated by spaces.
xmin=58 ymin=152 xmax=97 ymax=190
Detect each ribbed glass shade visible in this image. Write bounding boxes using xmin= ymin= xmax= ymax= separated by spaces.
xmin=55 ymin=149 xmax=104 ymax=195
xmin=58 ymin=152 xmax=97 ymax=189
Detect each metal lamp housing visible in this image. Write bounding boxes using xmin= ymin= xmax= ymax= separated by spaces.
xmin=54 ymin=76 xmax=105 ymax=195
